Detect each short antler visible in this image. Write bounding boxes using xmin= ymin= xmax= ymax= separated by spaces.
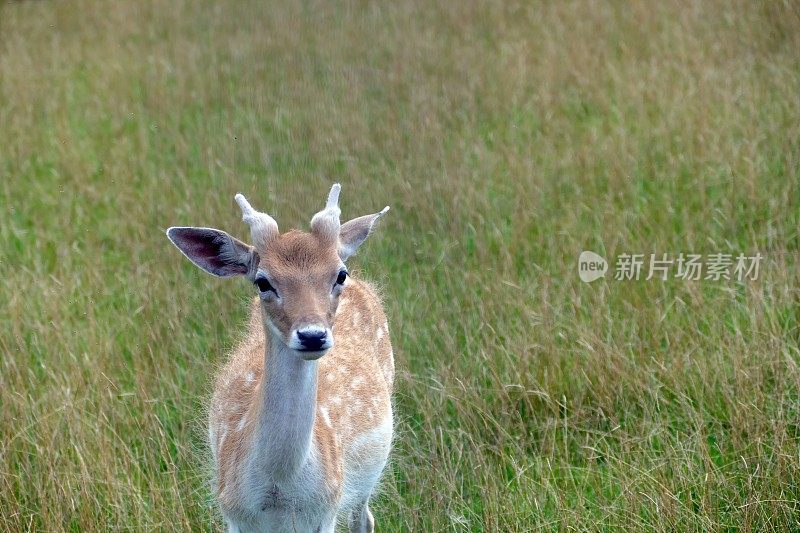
xmin=235 ymin=193 xmax=279 ymax=249
xmin=325 ymin=183 xmax=341 ymax=210
xmin=310 ymin=183 xmax=342 ymax=240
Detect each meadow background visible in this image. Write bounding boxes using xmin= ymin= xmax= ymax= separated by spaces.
xmin=1 ymin=0 xmax=799 ymax=530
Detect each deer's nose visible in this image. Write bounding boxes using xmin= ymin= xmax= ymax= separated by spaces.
xmin=293 ymin=326 xmax=331 ymax=352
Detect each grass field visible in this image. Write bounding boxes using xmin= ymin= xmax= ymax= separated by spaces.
xmin=1 ymin=0 xmax=799 ymax=530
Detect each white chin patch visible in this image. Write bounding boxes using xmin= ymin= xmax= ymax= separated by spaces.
xmin=299 ymin=349 xmax=329 ymax=361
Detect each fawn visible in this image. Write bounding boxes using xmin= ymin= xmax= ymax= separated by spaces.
xmin=166 ymin=184 xmax=393 ymax=532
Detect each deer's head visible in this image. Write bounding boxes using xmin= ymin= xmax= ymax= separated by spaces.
xmin=167 ymin=184 xmax=389 ymax=360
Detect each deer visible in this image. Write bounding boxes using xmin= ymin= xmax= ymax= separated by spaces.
xmin=166 ymin=184 xmax=394 ymax=533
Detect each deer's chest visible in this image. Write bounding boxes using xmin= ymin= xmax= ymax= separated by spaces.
xmin=227 ymin=451 xmax=336 ymax=530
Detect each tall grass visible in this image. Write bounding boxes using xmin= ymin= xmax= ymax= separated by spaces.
xmin=1 ymin=0 xmax=799 ymax=530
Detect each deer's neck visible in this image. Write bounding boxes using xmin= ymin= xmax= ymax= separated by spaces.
xmin=253 ymin=326 xmax=318 ymax=481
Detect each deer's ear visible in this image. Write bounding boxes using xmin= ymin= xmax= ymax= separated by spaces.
xmin=338 ymin=206 xmax=390 ymax=261
xmin=166 ymin=227 xmax=254 ymax=277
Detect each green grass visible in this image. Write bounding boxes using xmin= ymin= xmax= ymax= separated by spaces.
xmin=1 ymin=0 xmax=799 ymax=530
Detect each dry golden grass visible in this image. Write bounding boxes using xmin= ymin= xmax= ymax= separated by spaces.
xmin=1 ymin=0 xmax=799 ymax=530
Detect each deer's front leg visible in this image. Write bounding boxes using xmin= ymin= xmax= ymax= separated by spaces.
xmin=348 ymin=501 xmax=374 ymax=533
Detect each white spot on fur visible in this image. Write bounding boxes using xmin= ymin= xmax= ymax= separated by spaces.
xmin=245 ymin=371 xmax=255 ymax=384
xmin=319 ymin=406 xmax=332 ymax=428
xmin=352 ymin=376 xmax=364 ymax=388
xmin=236 ymin=416 xmax=247 ymax=432
xmin=376 ymin=327 xmax=384 ymax=340
xmin=330 ymin=396 xmax=342 ymax=405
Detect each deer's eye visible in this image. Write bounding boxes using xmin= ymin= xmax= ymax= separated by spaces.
xmin=335 ymin=270 xmax=348 ymax=286
xmin=255 ymin=277 xmax=275 ymax=294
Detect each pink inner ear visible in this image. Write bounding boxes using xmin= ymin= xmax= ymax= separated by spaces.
xmin=168 ymin=227 xmax=250 ymax=277
xmin=187 ymin=237 xmax=224 ymax=260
